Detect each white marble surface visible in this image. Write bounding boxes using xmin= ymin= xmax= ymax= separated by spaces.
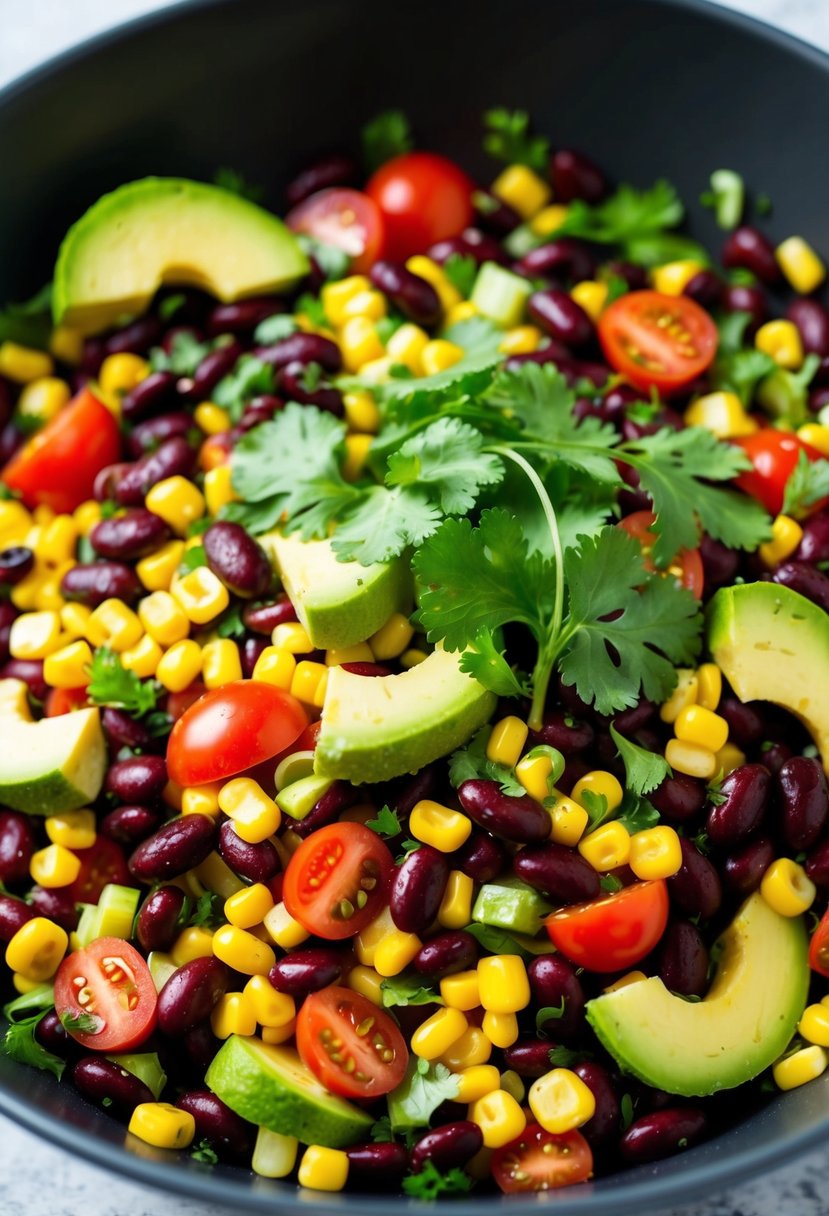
xmin=2 ymin=0 xmax=829 ymax=1213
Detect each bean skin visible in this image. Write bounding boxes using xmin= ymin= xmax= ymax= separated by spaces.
xmin=241 ymin=596 xmax=297 ymax=634
xmin=105 ymin=316 xmax=161 ymax=356
xmin=390 ymin=846 xmax=449 ymax=934
xmin=0 ymin=894 xmax=34 ymax=941
xmin=0 ymin=546 xmax=34 ymax=587
xmin=668 ymin=838 xmax=722 ymax=921
xmin=722 ymin=226 xmax=779 ymax=284
xmin=787 ymin=298 xmax=829 ymax=357
xmin=369 ymin=261 xmax=442 ymax=327
xmin=657 ymin=920 xmax=709 ymax=998
xmin=513 ymin=842 xmax=600 ymax=904
xmin=128 ymin=814 xmax=217 ymax=882
xmin=413 ymin=931 xmax=478 ymax=979
xmin=101 ymin=805 xmax=162 ymax=847
xmin=452 ymin=831 xmax=507 ymax=883
xmin=0 ymin=810 xmax=36 ymax=884
xmin=529 ymin=709 xmax=594 ymax=754
xmin=796 ymin=510 xmax=829 ymax=565
xmin=61 ymin=561 xmax=142 ymax=607
xmin=515 ymin=239 xmax=596 ymax=285
xmin=218 ymin=820 xmax=281 ymax=883
xmin=90 ymin=509 xmax=170 ymax=561
xmin=203 ymin=521 xmax=272 ymax=598
xmin=128 ymin=410 xmax=195 ymax=457
xmin=649 ymin=774 xmax=707 ymax=824
xmin=806 ymin=839 xmax=829 ymax=889
xmin=157 ymin=957 xmax=229 ymax=1037
xmin=182 ymin=1021 xmax=221 ymax=1071
xmin=293 ymin=781 xmax=358 ymax=839
xmin=106 ymin=755 xmax=168 ymax=804
xmin=527 ymin=955 xmax=585 ymax=1040
xmin=0 ymin=658 xmax=47 ymax=701
xmin=0 ymin=600 xmax=17 ymax=662
xmin=102 ymin=707 xmax=154 ymax=753
xmin=503 ymin=1039 xmax=556 ymax=1077
xmin=285 ymin=153 xmax=359 ymax=207
xmin=114 ymin=437 xmax=197 ymax=506
xmin=411 ymin=1121 xmax=483 ymax=1173
xmin=121 ymin=370 xmax=177 ymax=421
xmin=778 ymin=757 xmax=829 ymax=851
xmin=256 ymin=332 xmax=342 ymax=374
xmin=550 ymin=148 xmax=607 ymax=203
xmin=718 ymin=696 xmax=766 ymax=748
xmin=277 ymin=362 xmax=344 ymax=416
xmin=529 ymin=289 xmax=594 ymax=349
xmin=619 ymin=1107 xmax=707 ymax=1164
xmin=683 ymin=269 xmax=723 ymax=310
xmin=458 ymin=779 xmax=551 ymax=843
xmin=28 ymin=885 xmax=80 ymax=932
xmin=722 ymin=283 xmax=767 ymax=332
xmin=574 ymin=1061 xmax=620 ymax=1148
xmin=722 ymin=837 xmax=775 ymax=897
xmin=706 ymin=763 xmax=770 ymax=847
xmin=178 ymin=341 xmax=243 ymax=403
xmin=137 ymin=885 xmax=187 ymax=952
xmin=71 ymin=1057 xmax=154 ymax=1121
xmin=175 ymin=1091 xmax=255 ymax=1162
xmin=207 ymin=298 xmax=283 ymax=338
xmin=772 ymin=560 xmax=829 ymax=613
xmin=346 ymin=1142 xmax=410 ymax=1183
xmin=268 ymin=948 xmax=343 ymax=997
xmin=35 ymin=1009 xmax=78 ymax=1059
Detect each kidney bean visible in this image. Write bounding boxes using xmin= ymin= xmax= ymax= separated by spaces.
xmin=513 ymin=842 xmax=600 ymax=904
xmin=90 ymin=509 xmax=170 ymax=561
xmin=0 ymin=658 xmax=47 ymax=701
xmin=60 ymin=561 xmax=142 ymax=608
xmin=0 ymin=421 xmax=22 ymax=465
xmin=806 ymin=839 xmax=829 ymax=889
xmin=105 ymin=316 xmax=161 ymax=357
xmin=812 ymin=386 xmax=829 ymax=414
xmin=206 ymin=298 xmax=283 ymax=339
xmin=429 ymin=228 xmax=507 ymax=267
xmin=72 ymin=1057 xmax=155 ymax=1120
xmin=268 ymin=948 xmax=343 ymax=997
xmin=668 ymin=838 xmax=722 ymax=920
xmin=285 ymin=152 xmax=358 ymax=206
xmin=529 ymin=709 xmax=593 ymax=754
xmin=682 ymin=269 xmax=723 ymax=309
xmin=605 ymin=260 xmax=647 ymax=291
xmin=529 ymin=289 xmax=594 ymax=349
xmin=101 ymin=805 xmax=163 ymax=847
xmin=94 ymin=463 xmax=134 ymax=503
xmin=574 ymin=1062 xmax=620 ymax=1147
xmin=346 ymin=1141 xmax=410 ymax=1183
xmin=0 ymin=600 xmax=17 ymax=662
xmin=723 ymin=836 xmax=774 ymax=897
xmin=102 ymin=707 xmax=154 ymax=753
xmin=237 ymin=399 xmax=281 ymax=433
xmin=707 ymin=763 xmax=770 ymax=847
xmin=293 ymin=781 xmax=358 ymax=839
xmin=0 ymin=810 xmax=36 ymax=884
xmin=657 ymin=921 xmax=708 ymax=998
xmin=649 ymin=775 xmax=707 ymax=824
xmin=277 ymin=362 xmax=344 ymax=416
xmin=778 ymin=757 xmax=829 ymax=851
xmin=550 ymin=148 xmax=606 ymax=203
xmin=178 ymin=341 xmax=243 ymax=403
xmin=81 ymin=337 xmax=106 ymax=377
xmin=528 ymin=955 xmax=585 ymax=1040
xmin=621 ymin=405 xmax=684 ymax=442
xmin=257 ymin=332 xmax=342 ymax=374
xmin=120 ymin=370 xmax=177 ymax=422
xmin=129 ymin=814 xmax=216 ymax=882
xmin=722 ymin=282 xmax=767 ymax=333
xmin=107 ymin=754 xmax=168 ymax=803
xmin=620 ymin=1107 xmax=707 ymax=1164
xmin=722 ymin=226 xmax=779 ymax=283
xmin=369 ymin=261 xmax=442 ymax=326
xmin=241 ymin=595 xmax=297 ymax=634
xmin=611 ymin=698 xmax=656 ymax=739
xmin=0 ymin=546 xmax=34 ymax=587
xmin=0 ymin=893 xmax=34 ymax=941
xmin=115 ymin=436 xmax=198 ymax=506
xmin=158 ymin=957 xmax=229 ymax=1037
xmin=413 ymin=930 xmax=478 ymax=979
xmin=453 ymin=831 xmax=507 ymax=884
xmin=515 ymin=239 xmax=596 ymax=286
xmin=472 ymin=190 xmax=522 ymax=237
xmin=218 ymin=820 xmax=281 ymax=883
xmin=35 ymin=1009 xmax=77 ymax=1058
xmin=202 ymin=521 xmax=272 ymax=598
xmin=503 ymin=1038 xmax=555 ymax=1077
xmin=175 ymin=1090 xmax=255 ymax=1162
xmin=182 ymin=1020 xmax=221 ymax=1071
xmin=390 ymin=846 xmax=449 ymax=935
xmin=28 ymin=885 xmax=79 ymax=932
xmin=137 ymin=885 xmax=187 ymax=952
xmin=238 ymin=635 xmax=267 ymax=679
xmin=411 ymin=1121 xmax=483 ymax=1173
xmin=458 ymin=780 xmax=550 ymax=844
xmin=786 ymin=297 xmax=829 ymax=357
xmin=0 ymin=378 xmax=11 ymax=428
xmin=716 ymin=697 xmax=765 ymax=749
xmin=128 ymin=411 xmax=195 ymax=457
xmin=773 ymin=560 xmax=829 ymax=613
xmin=699 ymin=535 xmax=740 ymax=590
xmin=797 ymin=510 xmax=829 ymax=565
xmin=339 ymin=661 xmax=392 ymax=677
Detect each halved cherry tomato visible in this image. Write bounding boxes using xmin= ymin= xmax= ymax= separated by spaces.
xmin=286 ymin=188 xmax=385 ymax=274
xmin=546 ymin=879 xmax=669 ymax=972
xmin=166 ymin=680 xmax=308 ymax=786
xmin=809 ymin=907 xmax=829 ymax=978
xmin=54 ymin=937 xmax=157 ymax=1052
xmin=68 ymin=837 xmax=130 ymax=904
xmin=366 ymin=152 xmax=474 ymax=261
xmin=734 ymin=430 xmax=827 ymax=517
xmin=618 ymin=510 xmax=704 ymax=598
xmin=297 ymin=986 xmax=408 ymax=1099
xmin=598 ymin=291 xmax=718 ymax=395
xmin=283 ymin=822 xmax=393 ymax=940
xmin=2 ymin=387 xmax=121 ymax=513
xmin=491 ymin=1124 xmax=593 ymax=1193
xmin=45 ymin=686 xmax=89 ymax=717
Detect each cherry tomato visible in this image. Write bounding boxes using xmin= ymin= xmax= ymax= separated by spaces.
xmin=45 ymin=687 xmax=89 ymax=717
xmin=2 ymin=387 xmax=121 ymax=513
xmin=68 ymin=837 xmax=130 ymax=904
xmin=618 ymin=510 xmax=704 ymax=598
xmin=545 ymin=880 xmax=669 ymax=972
xmin=491 ymin=1124 xmax=593 ymax=1193
xmin=809 ymin=907 xmax=829 ymax=978
xmin=366 ymin=152 xmax=474 ymax=261
xmin=283 ymin=822 xmax=393 ymax=940
xmin=166 ymin=680 xmax=308 ymax=786
xmin=54 ymin=937 xmax=157 ymax=1051
xmin=734 ymin=430 xmax=827 ymax=517
xmin=598 ymin=291 xmax=718 ymax=395
xmin=199 ymin=432 xmax=232 ymax=472
xmin=286 ymin=188 xmax=385 ymax=274
xmin=296 ymin=986 xmax=408 ymax=1099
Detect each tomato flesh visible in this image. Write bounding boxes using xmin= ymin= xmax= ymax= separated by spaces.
xmin=546 ymin=879 xmax=669 ymax=972
xmin=283 ymin=822 xmax=393 ymax=940
xmin=809 ymin=908 xmax=829 ymax=978
xmin=735 ymin=430 xmax=827 ymax=517
xmin=54 ymin=937 xmax=157 ymax=1052
xmin=491 ymin=1124 xmax=593 ymax=1193
xmin=45 ymin=687 xmax=89 ymax=717
xmin=68 ymin=837 xmax=129 ymax=904
xmin=366 ymin=152 xmax=474 ymax=261
xmin=598 ymin=291 xmax=718 ymax=395
xmin=618 ymin=510 xmax=704 ymax=598
xmin=286 ymin=188 xmax=385 ymax=274
xmin=297 ymin=986 xmax=408 ymax=1099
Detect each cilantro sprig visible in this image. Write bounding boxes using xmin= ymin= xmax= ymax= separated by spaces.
xmin=483 ymin=108 xmax=549 ymax=174
xmin=402 ymin=1161 xmax=473 ymax=1200
xmin=86 ymin=647 xmax=158 ymax=717
xmin=362 ymin=110 xmax=413 ymax=173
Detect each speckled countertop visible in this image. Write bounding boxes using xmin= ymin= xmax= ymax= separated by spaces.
xmin=1 ymin=1 xmax=829 ymax=1212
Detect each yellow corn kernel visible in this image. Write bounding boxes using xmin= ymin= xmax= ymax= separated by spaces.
xmin=351 ymin=355 xmax=394 ymax=385
xmin=385 ymin=323 xmax=429 ymax=375
xmin=499 ymin=326 xmax=542 ymax=355
xmin=36 ymin=517 xmax=79 ymax=568
xmin=33 ymin=573 xmax=69 ymax=613
xmin=339 ymin=316 xmax=384 ymax=373
xmin=261 ymin=1018 xmax=297 ymax=1045
xmin=761 ymin=858 xmax=816 ymax=917
xmin=136 ymin=540 xmax=186 ymax=592
xmin=530 ymin=203 xmax=569 ymax=237
xmin=665 ymin=737 xmax=718 ymax=780
xmin=549 ymin=795 xmax=590 ymax=846
xmin=212 ymin=924 xmax=276 ymax=976
xmin=73 ymin=500 xmax=101 ymax=536
xmin=12 ymin=972 xmax=44 ymax=995
xmin=10 ymin=570 xmax=48 ymax=612
xmin=478 ymin=955 xmax=530 ymax=1014
xmin=343 ymin=433 xmax=372 ymax=481
xmin=45 ymin=808 xmax=96 ymax=850
xmin=445 ymin=301 xmax=478 ymax=326
xmin=798 ymin=423 xmax=829 ymax=458
xmin=50 ymin=325 xmax=84 ymax=366
xmin=346 ymin=964 xmax=384 ymax=1006
xmin=263 ymin=902 xmax=310 ymax=950
xmin=138 ymin=591 xmax=190 ymax=647
xmin=5 ymin=917 xmax=68 ymax=981
xmin=455 ymin=1064 xmax=501 ymax=1103
xmin=86 ymin=599 xmax=143 ymax=652
xmin=129 ymin=1102 xmax=195 ymax=1150
xmin=170 ymin=926 xmax=214 ymax=965
xmin=374 ymin=930 xmax=421 ymax=977
xmin=194 ymin=402 xmax=232 ymax=435
xmin=773 ymin=1044 xmax=828 ymax=1091
xmin=491 ymin=164 xmax=551 ymax=220
xmin=437 ymin=870 xmax=474 ymax=929
xmin=410 ymin=800 xmax=472 ymax=853
xmin=651 ymin=259 xmax=705 ymax=296
xmin=42 ymin=639 xmax=92 ymax=688
xmin=321 ymin=275 xmax=372 ymax=327
xmin=342 ymin=389 xmax=380 ymax=435
xmin=219 ymin=778 xmax=281 ymax=844
xmin=204 ymin=463 xmax=238 ymax=515
xmin=121 ymin=634 xmax=163 ymax=679
xmin=342 ymin=289 xmax=386 ymax=323
xmin=9 ymin=610 xmax=62 ymax=660
xmin=252 ymin=646 xmax=296 ymax=690
xmin=146 ymin=476 xmax=206 ymax=536
xmin=182 ymin=783 xmax=222 ymax=817
xmin=172 ymin=567 xmax=229 ymax=624
xmin=799 ymin=1003 xmax=829 ymax=1047
xmin=486 ymin=716 xmax=529 ymax=769
xmin=17 ymin=376 xmax=71 ymax=426
xmin=684 ymin=390 xmax=757 ymax=439
xmin=271 ymin=622 xmax=312 ymax=653
xmin=759 ymin=514 xmax=804 ymax=568
xmin=776 ymin=236 xmax=826 ymax=294
xmin=210 ymin=990 xmax=258 ymax=1039
xmin=155 ymin=638 xmax=203 ymax=692
xmin=298 ymin=1144 xmax=349 ymax=1192
xmin=528 ymin=1068 xmax=596 ymax=1134
xmin=400 ymin=647 xmax=428 ymax=669
xmin=99 ymin=353 xmax=148 ymax=398
xmin=224 ymin=883 xmax=275 ymax=930
xmin=715 ymin=741 xmax=747 ymax=776
xmin=290 ymin=660 xmax=328 ymax=707
xmin=696 ymin=663 xmax=722 ymax=712
xmin=755 ymin=319 xmax=803 ymax=370
xmin=440 ymin=1026 xmax=492 ymax=1070
xmin=482 ymin=1010 xmax=519 ymax=1049
xmin=370 ymin=612 xmax=415 ymax=661
xmin=252 ymin=1127 xmax=299 ymax=1178
xmin=0 ymin=341 xmax=53 ymax=384
xmin=515 ymin=753 xmax=555 ymax=803
xmin=201 ymin=638 xmax=242 ymax=689
xmin=353 ymin=905 xmax=395 ymax=966
xmin=412 ymin=1007 xmax=469 ymax=1060
xmin=244 ymin=975 xmax=296 ymax=1028
xmin=674 ymin=704 xmax=729 ymax=753
xmin=470 ymin=1089 xmax=527 ymax=1149
xmin=440 ymin=969 xmax=480 ymax=1012
xmin=578 ymin=821 xmax=631 ymax=872
xmin=420 ymin=339 xmax=463 ymax=377
xmin=30 ymin=844 xmax=82 ymax=888
xmin=660 ymin=668 xmax=699 ymax=723
xmin=629 ymin=825 xmax=683 ymax=880
xmin=0 ymin=500 xmax=32 ymax=543
xmin=603 ymin=970 xmax=648 ymax=994
xmin=325 ymin=643 xmax=373 ymax=667
xmin=571 ymin=770 xmax=624 ymax=814
xmin=570 ymin=280 xmax=608 ymax=322
xmin=406 ymin=256 xmax=461 ymax=312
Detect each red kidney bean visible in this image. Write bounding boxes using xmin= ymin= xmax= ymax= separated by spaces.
xmin=240 ymin=635 xmax=268 ymax=678
xmin=182 ymin=1020 xmax=221 ymax=1070
xmin=106 ymin=754 xmax=168 ymax=803
xmin=346 ymin=1141 xmax=410 ymax=1184
xmin=268 ymin=948 xmax=343 ymax=997
xmin=101 ymin=805 xmax=162 ymax=847
xmin=610 ymin=701 xmax=656 ymax=742
xmin=257 ymin=332 xmax=341 ymax=374
xmin=0 ymin=378 xmax=11 ymax=428
xmin=129 ymin=814 xmax=216 ymax=882
xmin=81 ymin=337 xmax=106 ymax=377
xmin=178 ymin=341 xmax=243 ymax=403
xmin=120 ymin=370 xmax=177 ymax=421
xmin=528 ymin=289 xmax=594 ymax=349
xmin=293 ymin=781 xmax=358 ymax=839
xmin=339 ymin=661 xmax=392 ymax=677
xmin=683 ymin=269 xmax=723 ymax=309
xmin=0 ymin=893 xmax=34 ymax=941
xmin=723 ymin=836 xmax=774 ymax=896
xmin=649 ymin=775 xmax=707 ymax=824
xmin=721 ymin=282 xmax=767 ymax=332
xmin=137 ymin=885 xmax=187 ymax=952
xmin=158 ymin=957 xmax=229 ymax=1037
xmin=574 ymin=1061 xmax=620 ymax=1147
xmin=621 ymin=405 xmax=684 ymax=442
xmin=72 ymin=1057 xmax=154 ymax=1120
xmin=61 ymin=561 xmax=142 ymax=607
xmin=90 ymin=509 xmax=170 ymax=561
xmin=175 ymin=1090 xmax=255 ymax=1162
xmin=528 ymin=955 xmax=585 ymax=1040
xmin=513 ymin=842 xmax=600 ymax=904
xmin=369 ymin=261 xmax=442 ymax=326
xmin=529 ymin=709 xmax=593 ymax=754
xmin=102 ymin=707 xmax=155 ymax=753
xmin=717 ymin=697 xmax=766 ymax=748
xmin=237 ymin=399 xmax=281 ymax=434
xmin=620 ymin=1107 xmax=707 ymax=1164
xmin=0 ymin=600 xmax=17 ymax=662
xmin=241 ymin=595 xmax=297 ymax=634
xmin=0 ymin=421 xmax=22 ymax=465
xmin=657 ymin=920 xmax=708 ymax=998
xmin=472 ymin=192 xmax=522 ymax=237
xmin=604 ymin=260 xmax=647 ymax=291
xmin=28 ymin=885 xmax=79 ymax=932
xmin=413 ymin=930 xmax=478 ymax=979
xmin=0 ymin=810 xmax=36 ymax=884
xmin=806 ymin=839 xmax=829 ymax=889
xmin=207 ymin=298 xmax=283 ymax=338
xmin=668 ymin=838 xmax=722 ymax=920
xmin=429 ymin=228 xmax=508 ymax=267
xmin=0 ymin=658 xmax=47 ymax=701
xmin=503 ymin=1038 xmax=555 ymax=1077
xmin=115 ymin=436 xmax=198 ymax=506
xmin=707 ymin=763 xmax=770 ymax=847
xmin=411 ymin=1121 xmax=483 ymax=1173
xmin=277 ymin=362 xmax=344 ymax=416
xmin=550 ymin=148 xmax=606 ymax=203
xmin=722 ymin=226 xmax=779 ymax=284
xmin=383 ymin=764 xmax=439 ymax=821
xmin=105 ymin=316 xmax=161 ymax=357
xmin=35 ymin=1009 xmax=78 ymax=1058
xmin=515 ymin=239 xmax=596 ymax=286
xmin=218 ymin=820 xmax=281 ymax=883
xmin=811 ymin=385 xmax=829 ymax=413
xmin=458 ymin=780 xmax=551 ymax=843
xmin=202 ymin=521 xmax=272 ymax=598
xmin=797 ymin=510 xmax=829 ymax=565
xmin=699 ymin=537 xmax=738 ymax=591
xmin=453 ymin=831 xmax=507 ymax=883
xmin=390 ymin=846 xmax=449 ymax=934
xmin=778 ymin=757 xmax=829 ymax=850
xmin=0 ymin=546 xmax=34 ymax=587
xmin=787 ymin=298 xmax=829 ymax=357
xmin=128 ymin=410 xmax=195 ymax=457
xmin=285 ymin=153 xmax=358 ymax=206
xmin=773 ymin=560 xmax=829 ymax=613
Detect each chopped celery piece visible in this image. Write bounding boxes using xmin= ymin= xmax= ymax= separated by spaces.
xmin=708 ymin=169 xmax=745 ymax=231
xmin=470 ymin=262 xmax=533 ymax=329
xmin=276 ymin=773 xmax=334 ymax=820
xmin=147 ymin=951 xmax=178 ymax=992
xmin=472 ymin=876 xmax=550 ymax=936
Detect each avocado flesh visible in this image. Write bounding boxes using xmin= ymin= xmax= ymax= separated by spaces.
xmin=53 ymin=178 xmax=309 ymax=336
xmin=315 ymin=647 xmax=497 ymax=784
xmin=586 ymin=893 xmax=808 ymax=1096
xmin=261 ymin=531 xmax=412 ymax=649
xmin=707 ymin=582 xmax=829 ymax=774
xmin=0 ymin=679 xmax=106 ymax=814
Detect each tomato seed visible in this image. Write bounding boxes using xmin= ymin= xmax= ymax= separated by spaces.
xmin=356 ymin=1017 xmax=375 ymax=1037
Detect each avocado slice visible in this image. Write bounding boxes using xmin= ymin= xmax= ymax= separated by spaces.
xmin=708 ymin=582 xmax=829 ymax=772
xmin=205 ymin=1036 xmax=372 ymax=1148
xmin=315 ymin=647 xmax=497 ymax=784
xmin=53 ymin=178 xmax=309 ymax=336
xmin=261 ymin=531 xmax=412 ymax=650
xmin=0 ymin=678 xmax=106 ymax=814
xmin=586 ymin=892 xmax=808 ymax=1096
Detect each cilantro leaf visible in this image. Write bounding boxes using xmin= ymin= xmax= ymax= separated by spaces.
xmin=213 ymin=166 xmax=265 ymax=203
xmin=403 ymin=1160 xmax=473 ymax=1200
xmin=216 ymin=603 xmax=247 ymax=639
xmin=380 ymin=975 xmax=442 ymax=1008
xmin=191 ymin=1139 xmax=219 ymax=1164
xmin=388 ymin=1058 xmax=460 ymax=1132
xmin=386 ymin=417 xmax=504 ymax=515
xmin=295 ymin=235 xmax=351 ymax=283
xmin=149 ymin=330 xmax=212 ymax=376
xmin=464 ymin=922 xmax=531 ymax=957
xmin=756 ymin=355 xmax=820 ymax=428
xmin=442 ymin=253 xmax=478 ymax=298
xmin=60 ymin=1011 xmax=103 ymax=1034
xmin=459 ymin=630 xmax=531 ymax=699
xmin=0 ymin=284 xmax=52 ymax=349
xmin=370 ymin=1116 xmax=394 ymax=1142
xmin=617 ymin=791 xmax=661 ymax=834
xmin=483 ymin=108 xmax=550 ymax=174
xmin=296 ymin=292 xmax=328 ymax=328
xmin=609 ymin=723 xmax=671 ymax=795
xmin=536 ymin=999 xmax=566 ymax=1031
xmin=86 ymin=647 xmax=158 ymax=716
xmin=213 ymin=354 xmax=276 ymax=423
xmin=330 ymin=485 xmax=441 ymax=564
xmin=555 ymin=180 xmax=684 ymax=251
xmin=362 ymin=110 xmax=413 ymax=173
xmin=179 ymin=544 xmax=207 ymax=573
xmin=254 ymin=314 xmax=298 ymax=345
xmin=600 ymin=873 xmax=624 ymax=893
xmin=448 ymin=725 xmax=527 ymax=796
xmin=2 ymin=1014 xmax=65 ymax=1080
xmin=187 ymin=891 xmax=224 ymax=929
xmin=365 ymin=805 xmax=403 ymax=838
xmin=621 ymin=1092 xmax=635 ymax=1129
xmin=783 ymin=449 xmax=829 ymax=519
xmin=548 ymin=1044 xmax=584 ymax=1067
xmin=3 ymin=986 xmax=55 ymax=1022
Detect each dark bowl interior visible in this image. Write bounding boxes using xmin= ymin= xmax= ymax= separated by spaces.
xmin=1 ymin=0 xmax=829 ymax=1210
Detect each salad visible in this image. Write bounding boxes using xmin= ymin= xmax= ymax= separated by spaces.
xmin=0 ymin=107 xmax=828 ymax=1198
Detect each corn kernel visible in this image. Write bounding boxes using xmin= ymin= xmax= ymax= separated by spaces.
xmin=298 ymin=1145 xmax=349 ymax=1192
xmin=263 ymin=902 xmax=310 ymax=950
xmin=400 ymin=647 xmax=428 ymax=669
xmin=797 ymin=423 xmax=829 ymax=458
xmin=341 ymin=288 xmax=386 ymax=323
xmin=759 ymin=514 xmax=804 ymax=568
xmin=761 ymin=858 xmax=816 ymax=917
xmin=571 ymin=279 xmax=608 ymax=321
xmin=776 ymin=236 xmax=826 ymax=294
xmin=325 ymin=643 xmax=373 ymax=667
xmin=660 ymin=668 xmax=698 ymax=723
xmin=155 ymin=638 xmax=202 ymax=692
xmin=43 ymin=639 xmax=93 ymax=688
xmin=486 ymin=716 xmax=529 ymax=769
xmin=696 ymin=663 xmax=722 ymax=712
xmin=171 ymin=926 xmax=214 ymax=965
xmin=343 ymin=432 xmax=372 ymax=480
xmin=219 ymin=778 xmax=281 ymax=844
xmin=410 ymin=800 xmax=472 ymax=853
xmin=194 ymin=402 xmax=232 ymax=435
xmin=445 ymin=301 xmax=478 ymax=326
xmin=45 ymin=808 xmax=96 ymax=850
xmin=603 ymin=970 xmax=648 ymax=994
xmin=342 ymin=389 xmax=380 ymax=435
xmin=799 ymin=1003 xmax=829 ymax=1047
xmin=478 ymin=955 xmax=530 ymax=1014
xmin=136 ymin=540 xmax=186 ymax=592
xmin=665 ymin=737 xmax=718 ymax=779
xmin=244 ymin=974 xmax=296 ymax=1028
xmin=455 ymin=1064 xmax=501 ymax=1103
xmin=182 ymin=783 xmax=222 ymax=817
xmin=99 ymin=353 xmax=148 ymax=398
xmin=30 ymin=844 xmax=82 ymax=888
xmin=146 ymin=476 xmax=206 ymax=536
xmin=138 ymin=591 xmax=190 ymax=647
xmin=343 ymin=964 xmax=383 ymax=1006
xmin=129 ymin=1102 xmax=195 ymax=1150
xmin=470 ymin=1089 xmax=527 ymax=1148
xmin=339 ymin=317 xmax=384 ymax=373
xmin=353 ymin=906 xmax=395 ymax=966
xmin=437 ymin=870 xmax=474 ymax=929
xmin=172 ymin=567 xmax=229 ymax=624
xmin=420 ymin=339 xmax=463 ymax=377
xmin=546 ymin=795 xmax=588 ymax=847
xmin=440 ymin=969 xmax=480 ymax=1011
xmin=374 ymin=930 xmax=421 ymax=977
xmin=212 ymin=924 xmax=276 ymax=976
xmin=0 ymin=341 xmax=53 ymax=383
xmin=499 ymin=326 xmax=542 ymax=355
xmin=17 ymin=377 xmax=71 ymax=426
xmin=261 ymin=1018 xmax=297 ymax=1045
xmin=209 ymin=990 xmax=258 ymax=1039
xmin=0 ymin=500 xmax=32 ymax=544
xmin=369 ymin=612 xmax=415 ymax=661
xmin=86 ymin=599 xmax=143 ymax=652
xmin=491 ymin=164 xmax=551 ymax=220
xmin=204 ymin=463 xmax=238 ymax=516
xmin=482 ymin=1010 xmax=519 ymax=1048
xmin=50 ymin=325 xmax=84 ymax=366
xmin=9 ymin=610 xmax=62 ymax=659
xmin=674 ymin=704 xmax=729 ymax=753
xmin=530 ymin=204 xmax=569 ymax=236
xmin=201 ymin=638 xmax=242 ymax=689
xmin=578 ymin=821 xmax=631 ymax=871
xmin=73 ymin=501 xmax=101 ymax=536
xmin=515 ymin=753 xmax=555 ymax=803
xmin=651 ymin=259 xmax=705 ymax=296
xmin=773 ymin=1044 xmax=828 ymax=1091
xmin=629 ymin=825 xmax=683 ymax=880
xmin=121 ymin=634 xmax=163 ymax=678
xmin=12 ymin=972 xmax=43 ymax=995
xmin=384 ymin=323 xmax=429 ymax=374
xmin=529 ymin=1068 xmax=596 ymax=1133
xmin=756 ymin=319 xmax=803 ymax=369
xmin=684 ymin=390 xmax=757 ymax=439
xmin=253 ymin=1127 xmax=299 ymax=1178
xmin=5 ymin=917 xmax=68 ymax=981
xmin=37 ymin=518 xmax=79 ymax=569
xmin=440 ymin=1026 xmax=492 ymax=1070
xmin=224 ymin=883 xmax=275 ymax=930
xmin=715 ymin=741 xmax=747 ymax=776
xmin=406 ymin=256 xmax=461 ymax=311
xmin=412 ymin=1007 xmax=469 ymax=1060
xmin=321 ymin=276 xmax=371 ymax=327
xmin=252 ymin=646 xmax=296 ymax=690
xmin=271 ymin=622 xmax=312 ymax=653
xmin=571 ymin=770 xmax=624 ymax=813
xmin=290 ymin=659 xmax=328 ymax=707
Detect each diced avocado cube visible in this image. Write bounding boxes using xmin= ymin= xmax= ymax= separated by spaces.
xmin=471 ymin=262 xmax=533 ymax=329
xmin=472 ymin=877 xmax=551 ymax=937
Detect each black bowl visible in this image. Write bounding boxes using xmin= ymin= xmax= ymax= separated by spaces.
xmin=1 ymin=0 xmax=828 ymax=1210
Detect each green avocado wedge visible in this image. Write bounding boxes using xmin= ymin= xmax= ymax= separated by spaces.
xmin=586 ymin=893 xmax=809 ymax=1097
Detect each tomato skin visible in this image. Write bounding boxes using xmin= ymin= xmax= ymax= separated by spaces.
xmin=734 ymin=430 xmax=826 ymax=516
xmin=283 ymin=822 xmax=393 ymax=940
xmin=68 ymin=837 xmax=130 ymax=904
xmin=366 ymin=152 xmax=474 ymax=261
xmin=166 ymin=680 xmax=308 ymax=786
xmin=491 ymin=1124 xmax=593 ymax=1193
xmin=297 ymin=986 xmax=408 ymax=1099
xmin=618 ymin=510 xmax=704 ymax=598
xmin=546 ymin=880 xmax=669 ymax=972
xmin=598 ymin=291 xmax=718 ymax=395
xmin=809 ymin=907 xmax=829 ymax=978
xmin=286 ymin=188 xmax=385 ymax=274
xmin=45 ymin=687 xmax=89 ymax=717
xmin=2 ymin=388 xmax=121 ymax=513
xmin=54 ymin=937 xmax=157 ymax=1051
